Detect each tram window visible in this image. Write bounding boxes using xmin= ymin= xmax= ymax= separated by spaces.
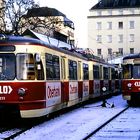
xmin=61 ymin=57 xmax=66 ymax=80
xmin=0 ymin=46 xmax=15 ymax=51
xmin=133 ymin=65 xmax=140 ymax=79
xmin=78 ymin=61 xmax=82 ymax=80
xmin=16 ymin=53 xmax=35 ymax=80
xmin=123 ymin=64 xmax=132 ymax=79
xmin=34 ymin=53 xmax=44 ymax=80
xmin=83 ymin=63 xmax=89 ymax=80
xmin=103 ymin=67 xmax=109 ymax=79
xmin=68 ymin=60 xmax=77 ymax=80
xmin=0 ymin=54 xmax=15 ymax=80
xmin=45 ymin=53 xmax=60 ymax=80
xmin=93 ymin=65 xmax=100 ymax=79
xmin=100 ymin=65 xmax=103 ymax=79
xmin=111 ymin=68 xmax=116 ymax=79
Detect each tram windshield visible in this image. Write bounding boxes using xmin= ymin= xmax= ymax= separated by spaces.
xmin=16 ymin=53 xmax=44 ymax=80
xmin=123 ymin=64 xmax=140 ymax=79
xmin=0 ymin=54 xmax=15 ymax=80
xmin=17 ymin=53 xmax=35 ymax=80
xmin=123 ymin=64 xmax=132 ymax=79
xmin=133 ymin=64 xmax=140 ymax=79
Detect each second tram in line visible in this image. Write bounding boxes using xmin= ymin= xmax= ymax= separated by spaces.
xmin=122 ymin=53 xmax=140 ymax=104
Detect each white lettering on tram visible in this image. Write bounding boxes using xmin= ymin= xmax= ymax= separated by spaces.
xmin=0 ymin=86 xmax=13 ymax=94
xmin=134 ymin=82 xmax=140 ymax=87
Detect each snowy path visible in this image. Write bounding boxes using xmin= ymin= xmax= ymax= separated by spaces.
xmin=15 ymin=95 xmax=127 ymax=140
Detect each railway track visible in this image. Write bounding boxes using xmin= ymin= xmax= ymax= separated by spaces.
xmin=83 ymin=106 xmax=129 ymax=140
xmin=0 ymin=128 xmax=28 ymax=139
xmin=0 ymin=117 xmax=48 ymax=140
xmin=0 ymin=95 xmax=130 ymax=140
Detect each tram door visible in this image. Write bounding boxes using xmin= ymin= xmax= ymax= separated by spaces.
xmin=61 ymin=57 xmax=69 ymax=103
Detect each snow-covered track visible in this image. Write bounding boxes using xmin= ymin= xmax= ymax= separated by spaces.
xmin=0 ymin=128 xmax=29 ymax=139
xmin=12 ymin=95 xmax=129 ymax=140
xmin=86 ymin=107 xmax=140 ymax=140
xmin=0 ymin=118 xmax=47 ymax=139
xmin=82 ymin=106 xmax=129 ymax=140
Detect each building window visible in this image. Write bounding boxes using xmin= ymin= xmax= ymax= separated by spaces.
xmin=96 ymin=22 xmax=102 ymax=30
xmin=107 ymin=22 xmax=112 ymax=30
xmin=107 ymin=35 xmax=112 ymax=43
xmin=97 ymin=49 xmax=101 ymax=55
xmin=129 ymin=34 xmax=134 ymax=42
xmin=130 ymin=48 xmax=134 ymax=54
xmin=118 ymin=22 xmax=123 ymax=29
xmin=108 ymin=48 xmax=112 ymax=55
xmin=118 ymin=48 xmax=123 ymax=55
xmin=129 ymin=21 xmax=134 ymax=29
xmin=118 ymin=34 xmax=123 ymax=43
xmin=96 ymin=35 xmax=102 ymax=43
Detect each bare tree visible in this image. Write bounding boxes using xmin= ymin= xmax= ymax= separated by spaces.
xmin=21 ymin=7 xmax=67 ymax=37
xmin=1 ymin=0 xmax=38 ymax=35
xmin=22 ymin=16 xmax=64 ymax=37
xmin=0 ymin=0 xmax=73 ymax=42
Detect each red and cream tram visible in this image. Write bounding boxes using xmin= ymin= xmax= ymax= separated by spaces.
xmin=0 ymin=34 xmax=118 ymax=118
xmin=122 ymin=53 xmax=140 ymax=104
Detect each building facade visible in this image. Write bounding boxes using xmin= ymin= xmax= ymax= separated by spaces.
xmin=88 ymin=0 xmax=140 ymax=61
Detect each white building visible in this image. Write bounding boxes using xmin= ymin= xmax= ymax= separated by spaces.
xmin=88 ymin=0 xmax=140 ymax=61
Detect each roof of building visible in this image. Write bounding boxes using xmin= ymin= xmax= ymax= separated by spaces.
xmin=24 ymin=7 xmax=66 ymax=18
xmin=90 ymin=0 xmax=140 ymax=10
xmin=22 ymin=29 xmax=72 ymax=50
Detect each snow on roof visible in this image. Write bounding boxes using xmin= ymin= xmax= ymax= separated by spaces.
xmin=108 ymin=56 xmax=123 ymax=64
xmin=23 ymin=29 xmax=72 ymax=50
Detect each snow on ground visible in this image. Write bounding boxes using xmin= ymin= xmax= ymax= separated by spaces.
xmin=89 ymin=108 xmax=140 ymax=140
xmin=15 ymin=95 xmax=127 ymax=140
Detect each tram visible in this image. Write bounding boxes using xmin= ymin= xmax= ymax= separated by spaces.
xmin=122 ymin=53 xmax=140 ymax=104
xmin=0 ymin=34 xmax=118 ymax=118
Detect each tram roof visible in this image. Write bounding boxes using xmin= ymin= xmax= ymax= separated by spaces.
xmin=123 ymin=53 xmax=140 ymax=60
xmin=0 ymin=34 xmax=109 ymax=64
xmin=0 ymin=34 xmax=88 ymax=60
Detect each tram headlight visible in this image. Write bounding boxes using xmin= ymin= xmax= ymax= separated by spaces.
xmin=18 ymin=88 xmax=26 ymax=96
xmin=127 ymin=83 xmax=132 ymax=90
xmin=127 ymin=83 xmax=132 ymax=88
xmin=102 ymin=87 xmax=107 ymax=92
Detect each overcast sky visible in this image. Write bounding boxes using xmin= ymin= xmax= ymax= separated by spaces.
xmin=36 ymin=0 xmax=98 ymax=48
